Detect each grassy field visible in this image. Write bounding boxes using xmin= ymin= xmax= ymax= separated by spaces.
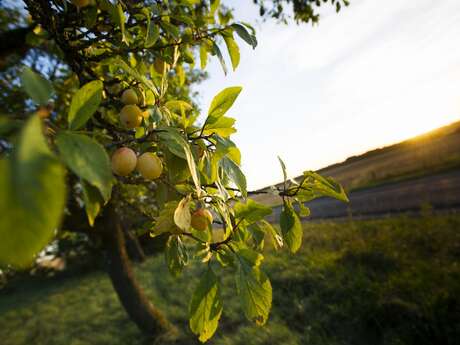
xmin=1 ymin=214 xmax=460 ymax=345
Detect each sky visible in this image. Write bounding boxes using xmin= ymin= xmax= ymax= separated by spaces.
xmin=195 ymin=0 xmax=460 ymax=190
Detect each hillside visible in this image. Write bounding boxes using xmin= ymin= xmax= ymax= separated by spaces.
xmin=253 ymin=120 xmax=460 ymax=206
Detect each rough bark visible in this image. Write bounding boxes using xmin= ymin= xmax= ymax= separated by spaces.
xmin=99 ymin=204 xmax=176 ymax=337
xmin=124 ymin=228 xmax=146 ymax=263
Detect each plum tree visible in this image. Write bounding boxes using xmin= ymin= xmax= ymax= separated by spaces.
xmin=111 ymin=147 xmax=137 ymax=176
xmin=191 ymin=209 xmax=213 ymax=231
xmin=136 ymin=152 xmax=163 ymax=180
xmin=0 ymin=0 xmax=349 ymax=342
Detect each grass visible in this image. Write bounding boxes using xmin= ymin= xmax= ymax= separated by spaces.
xmin=1 ymin=214 xmax=460 ymax=345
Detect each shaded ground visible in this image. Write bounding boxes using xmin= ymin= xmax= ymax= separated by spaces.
xmin=1 ymin=214 xmax=460 ymax=345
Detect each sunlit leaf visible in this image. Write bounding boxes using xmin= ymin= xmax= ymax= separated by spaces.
xmin=278 ymin=156 xmax=287 ymax=185
xmin=68 ymin=80 xmax=103 ymax=130
xmin=234 ymin=198 xmax=272 ymax=225
xmin=259 ymin=220 xmax=283 ymax=250
xmin=279 ymin=200 xmax=302 ymax=253
xmin=290 ymin=171 xmax=348 ymax=203
xmin=202 ymin=116 xmax=236 ymax=138
xmin=220 ymin=156 xmax=247 ymax=197
xmin=153 ymin=201 xmax=180 ymax=235
xmin=207 ymin=86 xmax=242 ymax=123
xmin=189 ymin=267 xmax=223 ymax=342
xmin=165 ymin=235 xmax=189 ymax=277
xmin=174 ymin=195 xmax=192 ymax=231
xmin=81 ymin=180 xmax=104 ymax=226
xmin=236 ymin=254 xmax=272 ymax=325
xmin=222 ymin=32 xmax=240 ymax=70
xmin=200 ymin=43 xmax=208 ymax=69
xmin=158 ymin=128 xmax=201 ymax=196
xmin=0 ymin=116 xmax=66 ymax=268
xmin=56 ymin=131 xmax=112 ymax=202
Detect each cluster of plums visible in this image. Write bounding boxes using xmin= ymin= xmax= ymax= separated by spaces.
xmin=111 ymin=89 xmax=213 ymax=231
xmin=111 ymin=89 xmax=162 ymax=180
xmin=119 ymin=89 xmax=144 ymax=129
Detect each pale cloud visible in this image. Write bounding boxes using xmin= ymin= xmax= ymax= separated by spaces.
xmin=196 ymin=0 xmax=460 ymax=189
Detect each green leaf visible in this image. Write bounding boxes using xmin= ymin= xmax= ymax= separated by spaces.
xmin=210 ymin=0 xmax=220 ymax=15
xmin=231 ymin=23 xmax=257 ymax=49
xmin=216 ymin=245 xmax=235 ymax=267
xmin=165 ymin=235 xmax=189 ymax=277
xmin=145 ymin=20 xmax=160 ymax=48
xmin=234 ymin=198 xmax=272 ymax=225
xmin=247 ymin=223 xmax=265 ymax=250
xmin=116 ymin=3 xmax=128 ymax=44
xmin=176 ymin=65 xmax=185 ymax=86
xmin=0 ymin=116 xmax=21 ymax=136
xmin=279 ymin=201 xmax=302 ymax=253
xmin=20 ymin=67 xmax=53 ymax=105
xmin=105 ymin=57 xmax=159 ymax=97
xmin=189 ymin=267 xmax=223 ymax=342
xmin=55 ymin=131 xmax=112 ymax=202
xmin=212 ymin=42 xmax=227 ymax=75
xmin=220 ymin=156 xmax=247 ymax=197
xmin=165 ymin=100 xmax=192 ymax=115
xmin=214 ymin=136 xmax=241 ymax=164
xmin=278 ymin=156 xmax=287 ymax=185
xmin=172 ymin=14 xmax=194 ymax=26
xmin=222 ymin=33 xmax=240 ymax=71
xmin=0 ymin=116 xmax=66 ymax=268
xmin=83 ymin=6 xmax=98 ymax=28
xmin=200 ymin=43 xmax=208 ymax=69
xmin=207 ymin=86 xmax=242 ymax=123
xmin=81 ymin=180 xmax=104 ymax=226
xmin=202 ymin=116 xmax=236 ymax=138
xmin=153 ymin=201 xmax=180 ymax=235
xmin=191 ymin=226 xmax=212 ymax=243
xmin=141 ymin=7 xmax=157 ymax=48
xmin=158 ymin=128 xmax=201 ymax=196
xmin=160 ymin=21 xmax=180 ymax=39
xmin=68 ymin=80 xmax=103 ymax=130
xmin=237 ymin=247 xmax=264 ymax=267
xmin=259 ymin=220 xmax=283 ymax=250
xmin=236 ymin=255 xmax=272 ymax=325
xmin=174 ymin=195 xmax=192 ymax=231
xmin=296 ymin=200 xmax=311 ymax=217
xmin=290 ymin=171 xmax=348 ymax=203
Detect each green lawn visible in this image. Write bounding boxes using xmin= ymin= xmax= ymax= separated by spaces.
xmin=1 ymin=214 xmax=460 ymax=345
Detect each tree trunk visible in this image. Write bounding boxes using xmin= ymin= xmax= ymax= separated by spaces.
xmin=99 ymin=205 xmax=176 ymax=338
xmin=124 ymin=228 xmax=146 ymax=263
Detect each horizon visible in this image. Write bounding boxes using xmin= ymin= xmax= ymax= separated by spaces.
xmin=254 ymin=117 xmax=460 ymax=191
xmin=195 ymin=0 xmax=460 ymax=190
